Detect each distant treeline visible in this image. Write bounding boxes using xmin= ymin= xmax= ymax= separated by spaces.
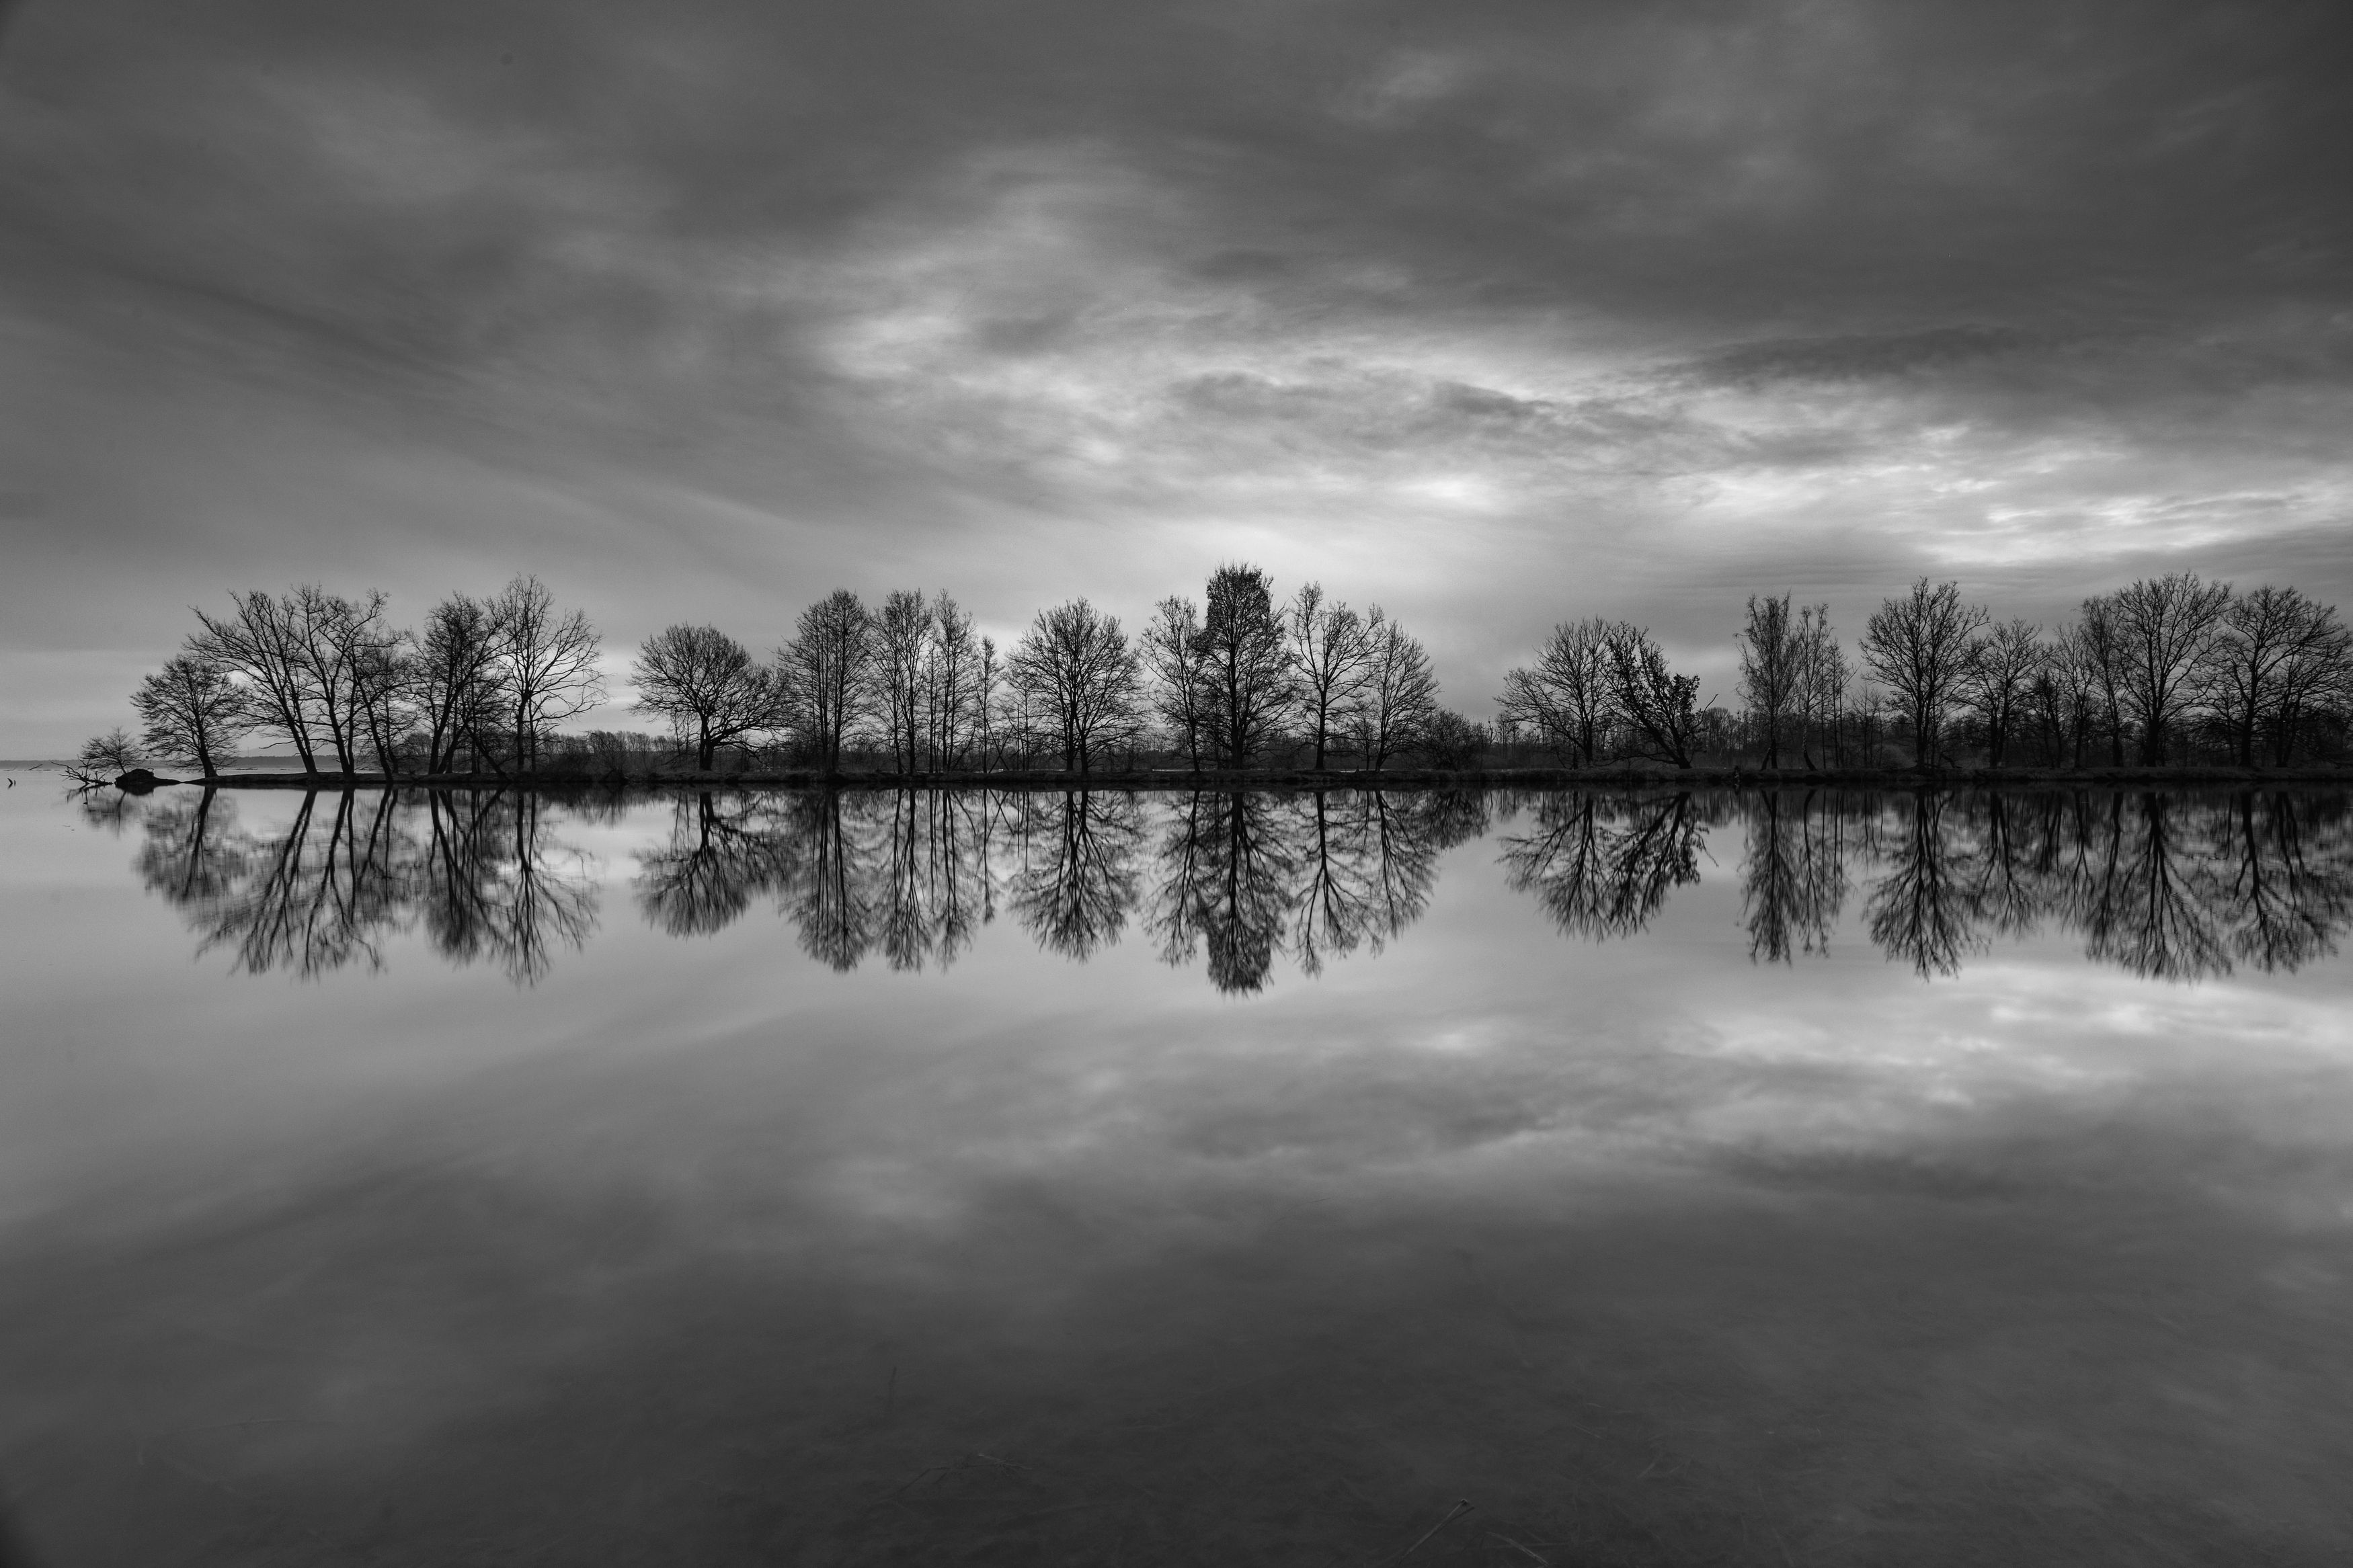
xmin=1501 ymin=575 xmax=2351 ymax=770
xmin=85 ymin=566 xmax=2352 ymax=782
xmin=110 ymin=784 xmax=2353 ymax=992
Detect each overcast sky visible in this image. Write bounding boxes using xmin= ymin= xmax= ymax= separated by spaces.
xmin=3 ymin=0 xmax=2349 ymax=754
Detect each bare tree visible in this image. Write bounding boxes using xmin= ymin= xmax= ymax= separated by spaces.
xmin=1497 ymin=615 xmax=1613 ymax=766
xmin=975 ymin=634 xmax=1002 ymax=770
xmin=1141 ymin=595 xmax=1211 ymax=771
xmin=489 ymin=575 xmax=604 ymax=772
xmin=780 ymin=589 xmax=875 ymax=774
xmin=1287 ymin=583 xmax=1371 ymax=770
xmin=69 ymin=726 xmax=143 ymax=786
xmin=873 ymin=589 xmax=932 ymax=772
xmin=350 ymin=630 xmax=416 ymax=775
xmin=288 ymin=585 xmax=397 ymax=772
xmin=1860 ymin=578 xmax=1987 ymax=767
xmin=925 ymin=593 xmax=983 ymax=770
xmin=2266 ymin=606 xmax=2353 ymax=764
xmin=2075 ymin=594 xmax=2130 ymax=765
xmin=132 ymin=652 xmax=249 ymax=776
xmin=1604 ymin=622 xmax=1702 ymax=768
xmin=1008 ymin=597 xmax=1143 ymax=774
xmin=1353 ymin=611 xmax=1438 ymax=769
xmin=2112 ymin=572 xmax=2231 ymax=764
xmin=1794 ymin=605 xmax=1845 ymax=767
xmin=193 ymin=589 xmax=323 ymax=770
xmin=2204 ymin=585 xmax=2344 ymax=767
xmin=1737 ymin=593 xmax=1804 ymax=767
xmin=2031 ymin=624 xmax=2101 ymax=767
xmin=633 ymin=624 xmax=777 ymax=769
xmin=1193 ymin=564 xmax=1295 ymax=767
xmin=413 ymin=593 xmax=505 ymax=774
xmin=1968 ymin=618 xmax=2044 ymax=767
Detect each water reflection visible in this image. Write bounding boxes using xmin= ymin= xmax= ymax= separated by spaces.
xmin=1496 ymin=790 xmax=1719 ymax=942
xmin=136 ymin=788 xmax=598 ymax=983
xmin=130 ymin=786 xmax=2353 ymax=988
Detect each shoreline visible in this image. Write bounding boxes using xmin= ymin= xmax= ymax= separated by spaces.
xmin=91 ymin=763 xmax=2353 ymax=794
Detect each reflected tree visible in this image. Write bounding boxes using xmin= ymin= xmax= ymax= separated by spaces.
xmin=2215 ymin=792 xmax=2353 ymax=972
xmin=1499 ymin=791 xmax=1710 ymax=941
xmin=417 ymin=791 xmax=599 ymax=983
xmin=1739 ymin=791 xmax=1848 ymax=963
xmin=634 ymin=792 xmax=795 ymax=936
xmin=1148 ymin=792 xmax=1301 ymax=993
xmin=190 ymin=790 xmax=415 ymax=977
xmin=1864 ymin=793 xmax=1983 ymax=977
xmin=133 ymin=788 xmax=250 ymax=908
xmin=1006 ymin=790 xmax=1144 ymax=959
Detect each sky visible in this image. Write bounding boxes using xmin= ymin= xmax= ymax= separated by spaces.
xmin=2 ymin=0 xmax=2350 ymax=755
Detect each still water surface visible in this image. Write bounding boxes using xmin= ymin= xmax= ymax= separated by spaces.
xmin=3 ymin=783 xmax=2352 ymax=1563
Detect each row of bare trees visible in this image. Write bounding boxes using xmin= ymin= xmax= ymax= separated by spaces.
xmin=1500 ymin=573 xmax=2351 ymax=770
xmin=113 ymin=577 xmax=602 ymax=778
xmin=631 ymin=565 xmax=1446 ymax=776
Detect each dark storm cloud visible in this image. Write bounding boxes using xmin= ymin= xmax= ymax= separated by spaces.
xmin=3 ymin=0 xmax=2351 ymax=745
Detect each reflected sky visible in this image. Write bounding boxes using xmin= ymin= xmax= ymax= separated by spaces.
xmin=3 ymin=783 xmax=2352 ymax=1562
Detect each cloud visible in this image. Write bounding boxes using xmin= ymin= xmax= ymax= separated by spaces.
xmin=2 ymin=0 xmax=2351 ymax=745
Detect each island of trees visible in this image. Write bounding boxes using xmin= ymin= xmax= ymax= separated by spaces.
xmin=73 ymin=564 xmax=2352 ymax=789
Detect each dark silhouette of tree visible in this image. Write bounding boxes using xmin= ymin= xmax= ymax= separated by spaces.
xmin=488 ymin=575 xmax=603 ymax=774
xmin=1499 ymin=616 xmax=1614 ymax=766
xmin=1739 ymin=791 xmax=1848 ymax=962
xmin=924 ymin=595 xmax=985 ymax=770
xmin=2113 ymin=573 xmax=2231 ymax=765
xmin=1967 ymin=619 xmax=2045 ymax=767
xmin=1794 ymin=604 xmax=1845 ymax=768
xmin=1287 ymin=584 xmax=1372 ymax=770
xmin=1140 ymin=595 xmax=1211 ymax=772
xmin=781 ymin=590 xmax=875 ymax=774
xmin=632 ymin=624 xmax=778 ymax=769
xmin=1192 ymin=565 xmax=1296 ymax=768
xmin=1860 ymin=579 xmax=1987 ymax=768
xmin=2074 ymin=595 xmax=2131 ymax=765
xmin=131 ymin=653 xmax=248 ymax=776
xmin=194 ymin=589 xmax=325 ymax=770
xmin=1008 ymin=597 xmax=1144 ymax=773
xmin=1500 ymin=791 xmax=1710 ymax=940
xmin=1007 ymin=790 xmax=1144 ymax=958
xmin=1737 ymin=593 xmax=1803 ymax=768
xmin=2205 ymin=586 xmax=2348 ymax=767
xmin=1603 ymin=624 xmax=1702 ymax=768
xmin=874 ymin=589 xmax=932 ymax=773
xmin=290 ymin=585 xmax=401 ymax=773
xmin=412 ymin=593 xmax=506 ymax=774
xmin=1352 ymin=612 xmax=1437 ymax=768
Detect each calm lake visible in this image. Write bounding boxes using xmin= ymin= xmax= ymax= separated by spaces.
xmin=3 ymin=782 xmax=2352 ymax=1564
